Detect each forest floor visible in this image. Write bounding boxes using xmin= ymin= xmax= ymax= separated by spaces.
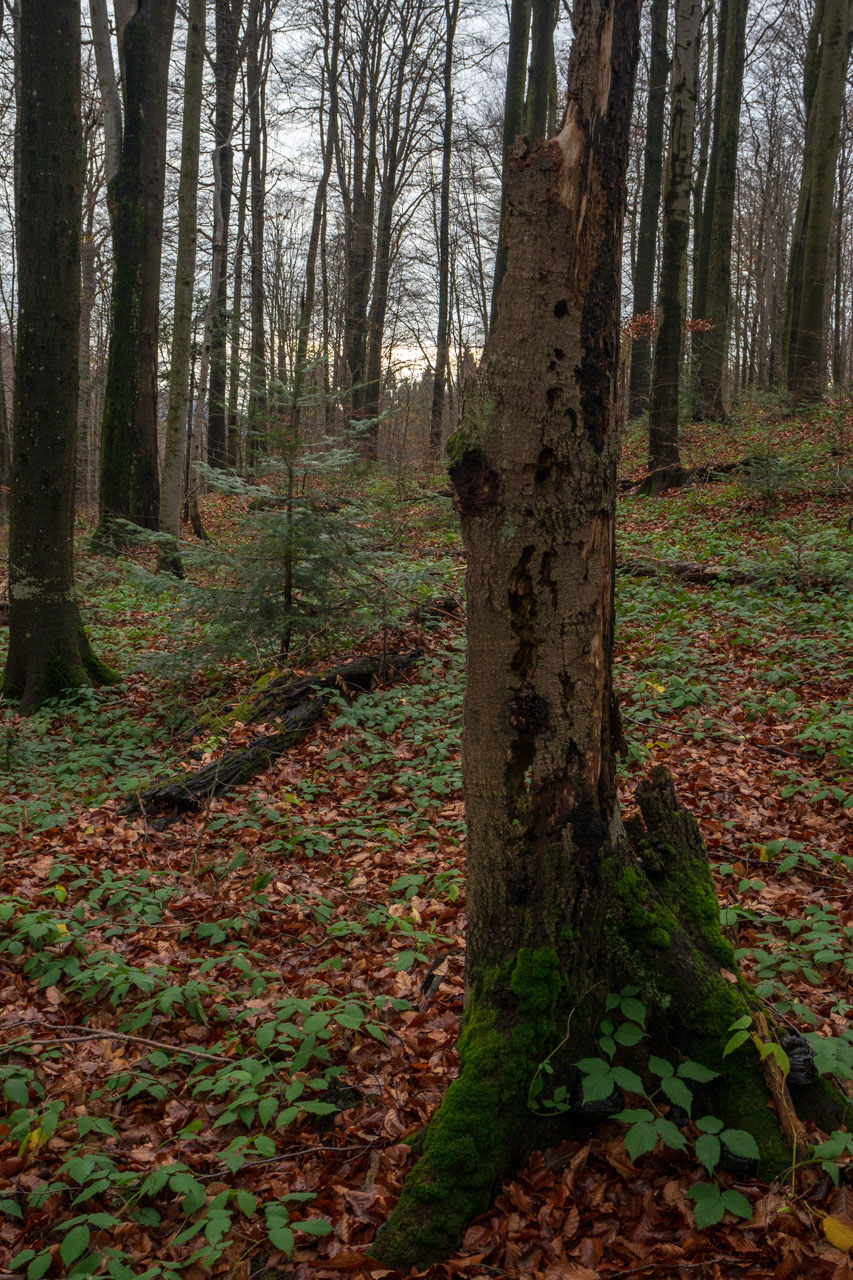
xmin=0 ymin=401 xmax=852 ymax=1280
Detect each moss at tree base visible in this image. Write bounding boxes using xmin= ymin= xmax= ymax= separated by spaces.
xmin=371 ymin=947 xmax=564 ymax=1270
xmin=372 ymin=767 xmax=848 ymax=1268
xmin=3 ymin=612 xmax=118 ymax=714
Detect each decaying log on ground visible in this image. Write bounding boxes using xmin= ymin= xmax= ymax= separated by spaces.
xmin=247 ymin=649 xmax=422 ymax=724
xmin=619 ymin=557 xmax=755 ymax=585
xmin=127 ymin=649 xmax=422 ymax=820
xmin=619 ymin=556 xmax=848 ymax=590
xmin=633 ymin=456 xmax=763 ymax=496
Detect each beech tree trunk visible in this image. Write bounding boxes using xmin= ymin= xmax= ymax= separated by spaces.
xmin=428 ymin=0 xmax=460 ymax=458
xmin=784 ymin=0 xmax=853 ymax=403
xmin=160 ymin=0 xmax=205 ymax=575
xmin=3 ymin=0 xmax=114 ymax=711
xmin=628 ymin=0 xmax=668 ymax=418
xmin=98 ymin=0 xmax=178 ymax=535
xmin=89 ymin=0 xmax=122 ymax=186
xmin=289 ymin=1 xmax=341 ymax=449
xmin=361 ymin=15 xmax=414 ymax=451
xmin=208 ymin=0 xmax=246 ymax=468
xmin=372 ymin=0 xmax=845 ymax=1268
xmin=227 ymin=147 xmax=250 ymax=468
xmin=489 ymin=0 xmax=532 ymax=328
xmin=647 ymin=0 xmax=702 ymax=468
xmin=246 ymin=0 xmax=269 ymax=467
xmin=525 ymin=0 xmax=559 ymax=139
xmin=694 ymin=0 xmax=748 ymax=419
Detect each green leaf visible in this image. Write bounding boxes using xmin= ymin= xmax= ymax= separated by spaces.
xmin=661 ymin=1075 xmax=693 ymax=1113
xmin=108 ymin=1259 xmax=137 ymax=1280
xmin=611 ymin=1067 xmax=644 ymax=1094
xmin=677 ymin=1060 xmax=719 ymax=1082
xmin=613 ymin=1021 xmax=644 ymax=1047
xmin=721 ymin=1128 xmax=760 ymax=1160
xmin=576 ymin=1058 xmax=609 ymax=1075
xmin=28 ymin=1255 xmax=53 ymax=1280
xmin=624 ymin=1121 xmax=658 ymax=1162
xmin=275 ymin=1105 xmax=300 ymax=1129
xmin=695 ymin=1134 xmax=721 ymax=1175
xmin=696 ymin=1115 xmax=724 ymax=1134
xmin=654 ymin=1118 xmax=687 ymax=1150
xmin=620 ymin=997 xmax=646 ymax=1026
xmin=4 ymin=1077 xmax=30 ymax=1105
xmin=648 ymin=1055 xmax=674 ymax=1078
xmin=292 ymin=1217 xmax=334 ymax=1236
xmin=599 ymin=1035 xmax=617 ymax=1058
xmin=720 ymin=1189 xmax=753 ymax=1220
xmin=254 ymin=1134 xmax=277 ymax=1158
xmin=258 ymin=1096 xmax=278 ymax=1127
xmin=61 ymin=1226 xmax=90 ymax=1266
xmin=268 ymin=1225 xmax=295 ymax=1254
xmin=729 ymin=1015 xmax=752 ymax=1031
xmin=723 ymin=1029 xmax=750 ymax=1056
xmin=689 ymin=1183 xmax=725 ymax=1229
xmin=236 ymin=1190 xmax=258 ymax=1217
xmin=582 ymin=1071 xmax=616 ymax=1102
xmin=76 ymin=1213 xmax=121 ymax=1229
xmin=613 ymin=1108 xmax=654 ymax=1123
xmin=256 ymin=1023 xmax=277 ymax=1051
xmin=0 ymin=1198 xmax=23 ymax=1219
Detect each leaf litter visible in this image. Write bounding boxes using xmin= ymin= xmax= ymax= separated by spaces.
xmin=0 ymin=409 xmax=851 ymax=1278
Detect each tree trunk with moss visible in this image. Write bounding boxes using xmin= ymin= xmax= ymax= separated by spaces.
xmin=371 ymin=0 xmax=847 ymax=1268
xmin=783 ymin=0 xmax=853 ymax=403
xmin=628 ymin=0 xmax=669 ymax=419
xmin=3 ymin=0 xmax=115 ymax=711
xmin=647 ymin=0 xmax=701 ymax=468
xmin=98 ymin=0 xmax=177 ymax=535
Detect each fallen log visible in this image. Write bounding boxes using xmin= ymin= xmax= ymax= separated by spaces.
xmin=247 ymin=649 xmax=422 ymax=724
xmin=619 ymin=556 xmax=848 ymax=591
xmin=619 ymin=557 xmax=754 ymax=586
xmin=633 ymin=456 xmax=764 ymax=497
xmin=128 ymin=649 xmax=422 ymax=820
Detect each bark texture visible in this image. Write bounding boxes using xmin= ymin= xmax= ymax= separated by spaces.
xmin=694 ymin=0 xmax=748 ymax=419
xmin=98 ymin=0 xmax=178 ymax=535
xmin=627 ymin=0 xmax=668 ymax=418
xmin=3 ymin=0 xmax=114 ymax=710
xmin=647 ymin=0 xmax=702 ymax=468
xmin=160 ymin=0 xmax=206 ymax=572
xmin=490 ymin=0 xmax=532 ymax=328
xmin=428 ymin=0 xmax=460 ymax=456
xmin=208 ymin=0 xmax=246 ymax=468
xmin=784 ymin=0 xmax=853 ymax=403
